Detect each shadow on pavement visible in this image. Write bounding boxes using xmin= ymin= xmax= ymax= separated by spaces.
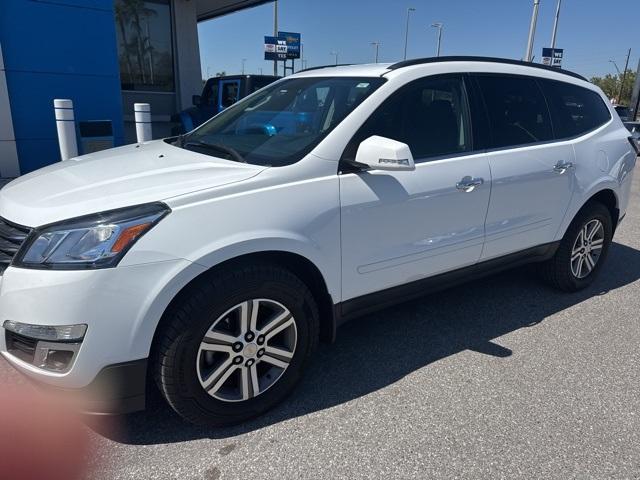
xmin=88 ymin=241 xmax=640 ymax=445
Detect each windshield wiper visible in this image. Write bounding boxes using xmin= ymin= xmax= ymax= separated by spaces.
xmin=182 ymin=140 xmax=246 ymax=163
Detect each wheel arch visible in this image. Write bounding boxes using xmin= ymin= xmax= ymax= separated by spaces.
xmin=558 ymin=185 xmax=620 ymax=241
xmin=150 ymin=250 xmax=337 ymax=359
xmin=581 ymin=188 xmax=620 ymax=231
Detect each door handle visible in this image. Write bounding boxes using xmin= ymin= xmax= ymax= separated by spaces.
xmin=456 ymin=176 xmax=484 ymax=192
xmin=553 ymin=161 xmax=574 ymax=174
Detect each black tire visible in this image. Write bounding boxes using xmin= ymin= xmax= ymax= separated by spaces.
xmin=541 ymin=201 xmax=613 ymax=292
xmin=153 ymin=263 xmax=319 ymax=426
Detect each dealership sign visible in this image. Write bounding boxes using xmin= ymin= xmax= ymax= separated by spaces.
xmin=542 ymin=47 xmax=563 ymax=68
xmin=264 ymin=32 xmax=301 ymax=61
xmin=264 ymin=36 xmax=288 ymax=60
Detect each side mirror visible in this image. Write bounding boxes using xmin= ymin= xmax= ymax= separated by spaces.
xmin=192 ymin=94 xmax=202 ymax=106
xmin=355 ymin=135 xmax=415 ymax=171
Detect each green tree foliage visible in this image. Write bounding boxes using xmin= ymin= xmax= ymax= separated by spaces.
xmin=590 ymin=70 xmax=637 ymax=105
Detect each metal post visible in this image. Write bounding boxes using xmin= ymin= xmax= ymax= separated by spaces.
xmin=330 ymin=51 xmax=338 ymax=65
xmin=371 ymin=42 xmax=380 ymax=63
xmin=550 ymin=0 xmax=562 ymax=49
xmin=403 ymin=7 xmax=416 ymax=61
xmin=241 ymin=58 xmax=246 ymax=75
xmin=432 ymin=23 xmax=443 ymax=57
xmin=525 ymin=0 xmax=541 ymax=62
xmin=618 ymin=48 xmax=631 ymax=104
xmin=630 ymin=58 xmax=640 ymax=120
xmin=134 ymin=103 xmax=152 ymax=143
xmin=54 ymin=99 xmax=78 ymax=161
xmin=273 ymin=0 xmax=278 ymax=76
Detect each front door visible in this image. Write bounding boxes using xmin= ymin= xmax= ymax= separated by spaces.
xmin=472 ymin=74 xmax=575 ymax=260
xmin=339 ymin=74 xmax=491 ymax=302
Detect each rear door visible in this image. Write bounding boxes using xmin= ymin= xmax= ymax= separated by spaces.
xmin=473 ymin=73 xmax=575 ymax=260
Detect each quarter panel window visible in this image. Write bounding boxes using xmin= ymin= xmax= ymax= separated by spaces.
xmin=539 ymin=80 xmax=612 ymax=139
xmin=475 ymin=74 xmax=553 ymax=148
xmin=343 ymin=75 xmax=472 ymax=161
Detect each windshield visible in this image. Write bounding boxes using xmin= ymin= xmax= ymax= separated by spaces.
xmin=180 ymin=76 xmax=385 ymax=166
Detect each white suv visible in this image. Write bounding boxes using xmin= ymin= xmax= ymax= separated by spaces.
xmin=0 ymin=57 xmax=636 ymax=425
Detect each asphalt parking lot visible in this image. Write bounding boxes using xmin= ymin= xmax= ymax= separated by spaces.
xmin=2 ymin=172 xmax=640 ymax=479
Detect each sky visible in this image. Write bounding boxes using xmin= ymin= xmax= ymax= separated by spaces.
xmin=197 ymin=0 xmax=638 ymax=80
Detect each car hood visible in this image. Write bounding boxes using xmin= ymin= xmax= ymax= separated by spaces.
xmin=0 ymin=140 xmax=267 ymax=227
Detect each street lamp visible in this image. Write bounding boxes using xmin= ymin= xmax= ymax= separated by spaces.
xmin=330 ymin=51 xmax=339 ymax=65
xmin=371 ymin=41 xmax=381 ymax=63
xmin=431 ymin=23 xmax=443 ymax=57
xmin=609 ymin=60 xmax=621 ymax=75
xmin=403 ymin=7 xmax=416 ymax=61
xmin=241 ymin=58 xmax=247 ymax=75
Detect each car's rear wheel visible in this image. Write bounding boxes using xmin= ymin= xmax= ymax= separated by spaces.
xmin=541 ymin=201 xmax=613 ymax=292
xmin=153 ymin=263 xmax=319 ymax=426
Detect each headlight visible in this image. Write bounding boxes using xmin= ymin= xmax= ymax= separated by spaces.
xmin=13 ymin=203 xmax=170 ymax=270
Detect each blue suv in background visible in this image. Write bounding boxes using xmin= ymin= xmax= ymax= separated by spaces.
xmin=172 ymin=75 xmax=280 ymax=134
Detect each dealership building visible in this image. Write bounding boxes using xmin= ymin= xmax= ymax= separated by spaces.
xmin=0 ymin=0 xmax=272 ymax=177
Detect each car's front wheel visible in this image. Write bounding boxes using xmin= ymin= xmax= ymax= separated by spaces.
xmin=541 ymin=201 xmax=613 ymax=292
xmin=153 ymin=263 xmax=319 ymax=426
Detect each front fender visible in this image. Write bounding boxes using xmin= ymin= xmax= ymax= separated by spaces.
xmin=190 ymin=231 xmax=340 ymax=303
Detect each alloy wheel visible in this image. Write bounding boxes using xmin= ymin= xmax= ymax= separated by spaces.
xmin=196 ymin=299 xmax=297 ymax=402
xmin=570 ymin=219 xmax=605 ymax=279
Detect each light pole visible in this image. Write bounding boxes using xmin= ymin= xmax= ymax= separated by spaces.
xmin=618 ymin=48 xmax=632 ymax=104
xmin=241 ymin=58 xmax=247 ymax=75
xmin=525 ymin=0 xmax=541 ymax=62
xmin=273 ymin=0 xmax=278 ymax=76
xmin=330 ymin=51 xmax=339 ymax=65
xmin=550 ymin=0 xmax=562 ymax=49
xmin=431 ymin=23 xmax=443 ymax=57
xmin=609 ymin=60 xmax=621 ymax=75
xmin=403 ymin=7 xmax=416 ymax=60
xmin=371 ymin=41 xmax=381 ymax=63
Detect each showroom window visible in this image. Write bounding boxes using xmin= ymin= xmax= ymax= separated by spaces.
xmin=115 ymin=0 xmax=174 ymax=92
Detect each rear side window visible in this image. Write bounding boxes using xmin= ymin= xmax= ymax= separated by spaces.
xmin=343 ymin=75 xmax=472 ymax=161
xmin=539 ymin=80 xmax=612 ymax=138
xmin=475 ymin=74 xmax=553 ymax=148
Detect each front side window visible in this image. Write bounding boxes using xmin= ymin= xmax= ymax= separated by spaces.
xmin=540 ymin=80 xmax=612 ymax=138
xmin=475 ymin=74 xmax=553 ymax=148
xmin=220 ymin=82 xmax=240 ymax=109
xmin=115 ymin=0 xmax=174 ymax=92
xmin=343 ymin=75 xmax=472 ymax=161
xmin=180 ymin=77 xmax=385 ymax=166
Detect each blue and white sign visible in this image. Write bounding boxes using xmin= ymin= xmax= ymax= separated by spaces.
xmin=278 ymin=31 xmax=301 ymax=59
xmin=264 ymin=36 xmax=288 ymax=60
xmin=542 ymin=47 xmax=564 ymax=68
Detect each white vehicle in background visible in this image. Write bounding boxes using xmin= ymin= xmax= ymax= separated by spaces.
xmin=0 ymin=57 xmax=636 ymax=426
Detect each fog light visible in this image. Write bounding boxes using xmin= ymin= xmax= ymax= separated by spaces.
xmin=3 ymin=320 xmax=86 ymax=342
xmin=33 ymin=341 xmax=80 ymax=373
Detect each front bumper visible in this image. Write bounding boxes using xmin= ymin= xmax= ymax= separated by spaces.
xmin=0 ymin=259 xmax=204 ymax=412
xmin=4 ymin=356 xmax=148 ymax=414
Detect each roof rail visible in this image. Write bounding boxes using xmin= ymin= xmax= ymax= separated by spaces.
xmin=388 ymin=56 xmax=587 ymax=81
xmin=297 ymin=63 xmax=354 ymax=73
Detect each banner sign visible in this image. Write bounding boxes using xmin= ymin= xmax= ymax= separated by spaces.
xmin=542 ymin=47 xmax=564 ymax=68
xmin=264 ymin=32 xmax=302 ymax=61
xmin=278 ymin=31 xmax=301 ymax=59
xmin=264 ymin=36 xmax=287 ymax=60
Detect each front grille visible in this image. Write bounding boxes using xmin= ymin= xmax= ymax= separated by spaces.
xmin=0 ymin=218 xmax=31 ymax=274
xmin=5 ymin=330 xmax=37 ymax=363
